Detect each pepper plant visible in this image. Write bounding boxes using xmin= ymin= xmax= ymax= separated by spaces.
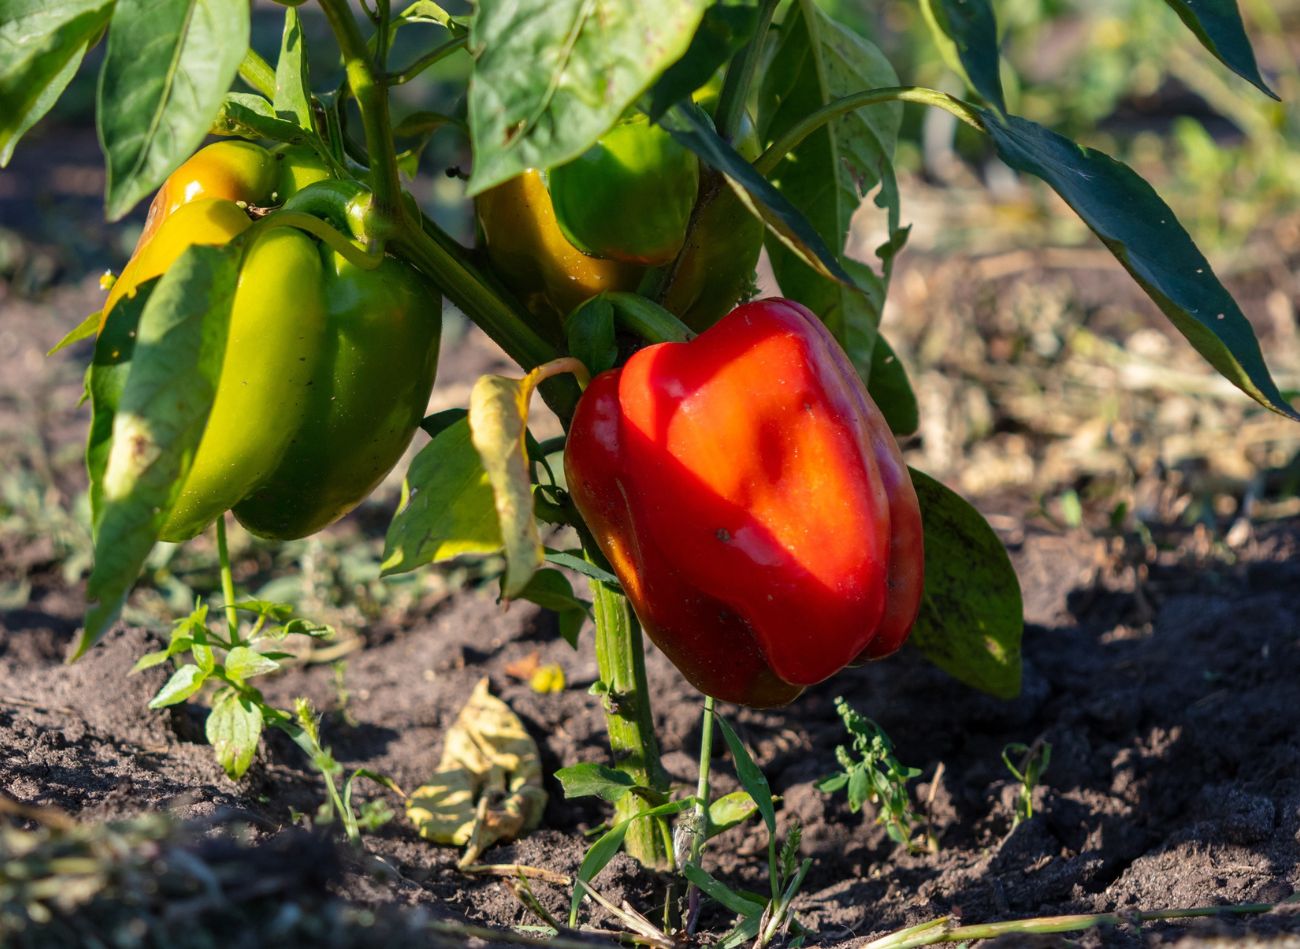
xmin=4 ymin=0 xmax=1297 ymax=882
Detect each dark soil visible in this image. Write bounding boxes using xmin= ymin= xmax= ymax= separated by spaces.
xmin=3 ymin=132 xmax=1300 ymax=947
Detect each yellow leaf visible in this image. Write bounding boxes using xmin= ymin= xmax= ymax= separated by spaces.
xmin=406 ymin=678 xmax=547 ymax=866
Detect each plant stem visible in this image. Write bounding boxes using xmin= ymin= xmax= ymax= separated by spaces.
xmin=684 ymin=694 xmax=716 ymax=934
xmin=755 ymin=86 xmax=985 ymax=177
xmin=389 ymin=35 xmax=468 ymax=84
xmin=393 ymin=223 xmax=580 ymax=420
xmin=863 ymin=899 xmax=1296 ymax=949
xmin=714 ymin=0 xmax=779 ymax=143
xmin=590 ymin=579 xmax=672 ymax=869
xmin=238 ymin=48 xmax=277 ymax=100
xmin=604 ymin=291 xmax=694 ymax=344
xmin=215 ymin=515 xmax=239 ymax=644
xmin=316 ymin=0 xmax=404 ymax=225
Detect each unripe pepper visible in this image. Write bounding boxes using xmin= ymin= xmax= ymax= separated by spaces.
xmin=99 ymin=143 xmax=441 ymax=543
xmin=564 ymin=299 xmax=923 ymax=707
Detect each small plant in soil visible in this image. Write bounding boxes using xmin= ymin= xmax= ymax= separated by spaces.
xmin=1002 ymin=739 xmax=1053 ymax=830
xmin=817 ymin=697 xmax=929 ymax=853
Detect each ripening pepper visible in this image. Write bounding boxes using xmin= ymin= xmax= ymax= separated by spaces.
xmin=474 ymin=96 xmax=763 ymax=330
xmin=99 ymin=143 xmax=441 ymax=543
xmin=548 ymin=113 xmax=699 ymax=266
xmin=564 ymin=298 xmax=923 ymax=707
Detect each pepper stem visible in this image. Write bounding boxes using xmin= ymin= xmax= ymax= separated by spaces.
xmin=215 ymin=514 xmax=239 ymax=645
xmin=590 ymin=577 xmax=672 ymax=869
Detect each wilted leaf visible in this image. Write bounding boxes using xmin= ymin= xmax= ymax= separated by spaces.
xmin=406 ymin=678 xmax=546 ymax=866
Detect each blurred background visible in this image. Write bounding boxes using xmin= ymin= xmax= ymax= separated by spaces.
xmin=1 ymin=0 xmax=1298 ymax=634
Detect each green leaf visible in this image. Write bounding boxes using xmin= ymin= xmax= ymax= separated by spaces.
xmin=642 ymin=0 xmax=759 ymax=120
xmin=707 ymin=789 xmax=759 ymax=838
xmin=717 ymin=912 xmax=764 ymax=949
xmin=206 ymin=688 xmax=264 ymax=779
xmin=566 ymin=297 xmax=619 ymax=376
xmin=148 ymin=663 xmax=207 ymax=708
xmin=48 ymin=309 xmax=103 ymax=357
xmin=544 ymin=549 xmax=619 ymax=587
xmin=1161 ymin=0 xmax=1277 ymax=99
xmin=715 ymin=715 xmax=775 ymax=835
xmin=981 ymin=111 xmax=1298 ymax=422
xmin=87 ymin=282 xmax=151 ymax=531
xmin=554 ymin=762 xmax=637 ymax=803
xmin=419 ymin=407 xmax=469 ymax=440
xmin=0 ymin=0 xmax=113 ymax=166
xmin=683 ymin=863 xmax=766 ymax=916
xmin=77 ymin=244 xmax=240 ymax=659
xmin=908 ymin=468 xmax=1023 ymax=699
xmin=867 ymin=332 xmax=918 ymax=436
xmin=658 ymin=101 xmax=857 ymax=288
xmin=514 ymin=568 xmax=590 ymax=647
xmin=468 ymin=370 xmax=553 ymax=597
xmin=211 ymin=92 xmax=311 ymax=145
xmin=381 ymin=417 xmax=502 ymax=576
xmin=466 ymin=0 xmax=709 ymax=195
xmin=918 ymin=0 xmax=1005 ymax=112
xmin=97 ymin=0 xmax=250 ymax=219
xmin=568 ymin=797 xmax=694 ymax=927
xmin=758 ymin=0 xmax=904 ymax=379
xmin=131 ymin=639 xmax=192 ymax=673
xmin=273 ymin=7 xmax=312 ymax=132
xmin=223 ymin=645 xmax=280 ymax=684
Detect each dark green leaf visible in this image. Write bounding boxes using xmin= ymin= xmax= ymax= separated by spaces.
xmin=98 ymin=0 xmax=250 ymax=219
xmin=717 ymin=912 xmax=763 ymax=949
xmin=148 ymin=663 xmax=207 ymax=708
xmin=554 ymin=762 xmax=637 ymax=803
xmin=715 ymin=715 xmax=775 ymax=835
xmin=514 ymin=568 xmax=590 ymax=647
xmin=419 ymin=407 xmax=468 ymax=440
xmin=273 ymin=7 xmax=312 ymax=132
xmin=642 ymin=1 xmax=759 ymax=120
xmin=919 ymin=0 xmax=1005 ymax=112
xmin=982 ymin=111 xmax=1298 ymax=421
xmin=206 ymin=688 xmax=264 ymax=779
xmin=1162 ymin=0 xmax=1276 ymax=98
xmin=210 ymin=92 xmax=312 ymax=145
xmin=0 ymin=0 xmax=113 ymax=166
xmin=867 ymin=332 xmax=918 ymax=436
xmin=77 ymin=244 xmax=240 ymax=659
xmin=566 ymin=297 xmax=619 ymax=376
xmin=658 ymin=101 xmax=856 ymax=288
xmin=683 ymin=863 xmax=766 ymax=917
xmin=467 ymin=0 xmax=709 ymax=195
xmin=907 ymin=468 xmax=1023 ymax=698
xmin=758 ymin=1 xmax=903 ymax=377
xmin=568 ymin=797 xmax=693 ymax=927
xmin=381 ymin=417 xmax=502 ymax=576
xmin=544 ymin=548 xmax=619 ymax=587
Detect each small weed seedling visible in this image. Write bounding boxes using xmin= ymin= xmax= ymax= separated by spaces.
xmin=817 ymin=697 xmax=928 ymax=852
xmin=1002 ymin=740 xmax=1052 ymax=830
xmin=133 ymin=519 xmax=400 ymax=845
xmin=553 ymin=697 xmax=811 ymax=946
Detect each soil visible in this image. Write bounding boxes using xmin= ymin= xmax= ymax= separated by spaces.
xmin=3 ymin=131 xmax=1300 ymax=948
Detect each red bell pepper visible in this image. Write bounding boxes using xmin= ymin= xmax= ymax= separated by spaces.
xmin=565 ymin=298 xmax=924 ymax=707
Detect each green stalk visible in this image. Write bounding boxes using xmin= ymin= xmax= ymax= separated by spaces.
xmin=238 ymin=48 xmax=277 ymax=100
xmin=590 ymin=579 xmax=672 ymax=869
xmin=755 ymin=86 xmax=985 ymax=177
xmin=316 ymin=0 xmax=404 ymax=225
xmin=215 ymin=515 xmax=239 ymax=644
